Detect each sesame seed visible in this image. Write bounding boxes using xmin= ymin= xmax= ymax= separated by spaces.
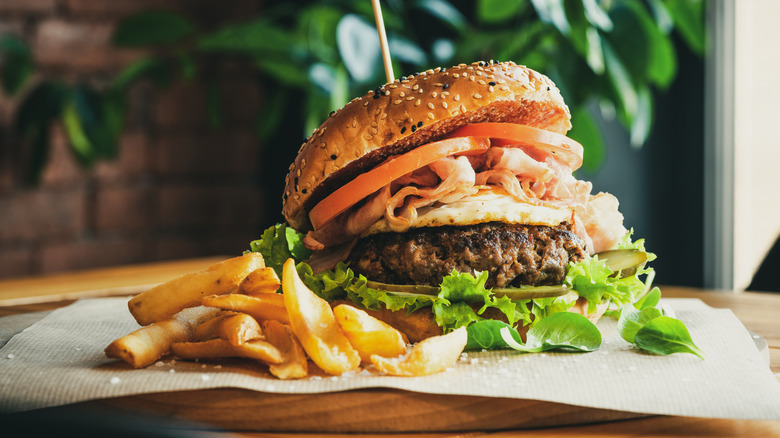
xmin=428 ymin=112 xmax=434 ymax=119
xmin=413 ymin=84 xmax=419 ymax=90
xmin=500 ymin=86 xmax=510 ymax=91
xmin=443 ymin=83 xmax=450 ymax=89
xmin=401 ymin=127 xmax=406 ymax=134
xmin=427 ymin=102 xmax=435 ymax=110
xmin=469 ymin=76 xmax=475 ymax=82
xmin=373 ymin=93 xmax=380 ymax=99
xmin=414 ymin=99 xmax=421 ymax=107
xmin=394 ymin=99 xmax=402 ymax=105
xmin=371 ymin=120 xmax=378 ymax=127
xmin=489 ymin=81 xmax=496 ymax=86
xmin=547 ymin=86 xmax=551 ymax=91
xmin=489 ymin=86 xmax=494 ymax=92
xmin=478 ymin=80 xmax=486 ymax=85
xmin=363 ymin=100 xmax=369 ymax=106
xmin=399 ymin=92 xmax=405 ymax=97
xmin=411 ymin=125 xmax=416 ymax=133
xmin=352 ymin=119 xmax=357 ymax=127
xmin=301 ymin=188 xmax=307 ymax=194
xmin=406 ymin=96 xmax=414 ymax=101
xmin=331 ymin=154 xmax=337 ymax=159
xmin=431 ymin=92 xmax=438 ymax=98
xmin=417 ymin=121 xmax=423 ymax=127
xmin=370 ymin=127 xmax=378 ymax=135
xmin=453 ymin=73 xmax=460 ymax=78
xmin=434 ymin=83 xmax=442 ymax=87
xmin=381 ymin=113 xmax=388 ymax=119
xmin=442 ymin=102 xmax=448 ymax=109
xmin=454 ymin=94 xmax=460 ymax=101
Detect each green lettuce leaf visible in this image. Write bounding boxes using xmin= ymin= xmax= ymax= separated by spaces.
xmin=248 ymin=223 xmax=311 ymax=278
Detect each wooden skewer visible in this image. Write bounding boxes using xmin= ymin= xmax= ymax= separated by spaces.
xmin=371 ymin=0 xmax=394 ymax=83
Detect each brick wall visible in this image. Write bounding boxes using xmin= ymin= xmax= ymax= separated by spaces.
xmin=0 ymin=0 xmax=271 ymax=278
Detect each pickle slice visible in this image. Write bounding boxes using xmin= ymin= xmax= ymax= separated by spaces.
xmin=492 ymin=285 xmax=570 ymax=299
xmin=367 ymin=280 xmax=569 ymax=300
xmin=366 ymin=281 xmax=439 ymax=296
xmin=596 ymin=249 xmax=648 ymax=277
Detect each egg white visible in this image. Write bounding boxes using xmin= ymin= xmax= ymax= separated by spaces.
xmin=364 ymin=189 xmax=573 ymax=235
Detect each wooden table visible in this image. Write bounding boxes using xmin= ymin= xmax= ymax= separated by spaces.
xmin=1 ymin=257 xmax=780 ymax=437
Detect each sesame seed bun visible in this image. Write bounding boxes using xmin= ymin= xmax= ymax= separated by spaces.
xmin=282 ymin=61 xmax=572 ymax=231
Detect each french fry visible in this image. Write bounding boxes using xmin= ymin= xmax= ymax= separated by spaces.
xmin=171 ymin=338 xmax=283 ymax=364
xmin=202 ymin=293 xmax=289 ymax=324
xmin=281 ymin=258 xmax=360 ymax=375
xmin=262 ymin=320 xmax=308 ymax=380
xmin=333 ymin=304 xmax=408 ymax=363
xmin=370 ymin=327 xmax=467 ymax=376
xmin=237 ymin=267 xmax=281 ymax=295
xmin=194 ymin=313 xmax=263 ymax=346
xmin=105 ymin=306 xmax=218 ymax=368
xmin=129 ymin=253 xmax=265 ymax=326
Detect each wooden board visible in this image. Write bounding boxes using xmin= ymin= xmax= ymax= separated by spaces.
xmin=76 ymin=388 xmax=647 ymax=433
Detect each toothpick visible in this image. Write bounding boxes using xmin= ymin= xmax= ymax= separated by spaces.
xmin=371 ymin=0 xmax=394 ymax=83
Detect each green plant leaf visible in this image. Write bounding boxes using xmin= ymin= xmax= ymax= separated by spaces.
xmin=634 ymin=286 xmax=662 ymax=310
xmin=634 ymin=316 xmax=705 ymax=359
xmin=617 ymin=302 xmax=662 ymax=343
xmin=663 ymin=0 xmax=706 ymax=55
xmin=336 ymin=14 xmax=380 ymax=82
xmin=0 ymin=34 xmax=33 ymax=96
xmin=257 ymin=56 xmax=309 ymax=88
xmin=530 ymin=0 xmax=569 ymax=35
xmin=602 ymin=40 xmax=638 ymax=128
xmin=465 ymin=312 xmax=602 ymax=352
xmin=113 ymin=11 xmax=195 ymax=47
xmin=111 ymin=58 xmax=172 ymax=90
xmin=14 ymin=81 xmax=67 ymax=183
xmin=524 ymin=311 xmax=602 ymax=352
xmin=568 ymin=107 xmax=605 ymax=173
xmin=582 ymin=0 xmax=613 ymax=31
xmin=413 ymin=0 xmax=468 ymax=31
xmin=61 ymin=90 xmax=97 ymax=167
xmin=199 ymin=20 xmax=294 ymax=54
xmin=389 ymin=35 xmax=428 ymax=66
xmin=606 ymin=2 xmax=676 ymax=89
xmin=630 ymin=84 xmax=653 ymax=147
xmin=477 ymin=0 xmax=522 ymax=24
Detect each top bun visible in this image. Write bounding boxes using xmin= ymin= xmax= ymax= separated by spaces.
xmin=282 ymin=61 xmax=571 ymax=230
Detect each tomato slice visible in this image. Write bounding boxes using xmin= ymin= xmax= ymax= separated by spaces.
xmin=448 ymin=123 xmax=583 ymax=169
xmin=309 ymin=136 xmax=490 ymax=230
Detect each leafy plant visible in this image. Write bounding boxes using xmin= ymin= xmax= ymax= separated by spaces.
xmin=0 ymin=0 xmax=706 ymax=182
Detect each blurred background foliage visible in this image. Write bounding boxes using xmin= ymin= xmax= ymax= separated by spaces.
xmin=0 ymin=0 xmax=705 ymax=184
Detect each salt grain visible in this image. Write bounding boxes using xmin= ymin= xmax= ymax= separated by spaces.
xmin=201 ymin=374 xmax=210 ymax=382
xmin=110 ymin=377 xmax=121 ymax=384
xmin=6 ymin=353 xmax=14 ymax=359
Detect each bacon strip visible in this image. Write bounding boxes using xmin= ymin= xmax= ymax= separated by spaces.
xmin=386 ymin=155 xmax=477 ymax=229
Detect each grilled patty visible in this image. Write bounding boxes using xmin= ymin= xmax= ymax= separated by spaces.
xmin=347 ymin=222 xmax=587 ymax=288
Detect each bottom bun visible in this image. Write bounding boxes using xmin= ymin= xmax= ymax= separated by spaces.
xmin=331 ymin=297 xmax=609 ymax=344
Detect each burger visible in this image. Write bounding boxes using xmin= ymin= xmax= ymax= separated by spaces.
xmin=260 ymin=61 xmax=653 ymax=344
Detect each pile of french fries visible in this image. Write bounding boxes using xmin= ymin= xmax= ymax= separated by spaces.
xmin=106 ymin=253 xmax=467 ymax=379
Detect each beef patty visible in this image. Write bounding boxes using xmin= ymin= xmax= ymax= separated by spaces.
xmin=347 ymin=222 xmax=587 ymax=288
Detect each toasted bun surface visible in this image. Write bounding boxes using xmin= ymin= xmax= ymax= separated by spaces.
xmin=282 ymin=61 xmax=572 ymax=231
